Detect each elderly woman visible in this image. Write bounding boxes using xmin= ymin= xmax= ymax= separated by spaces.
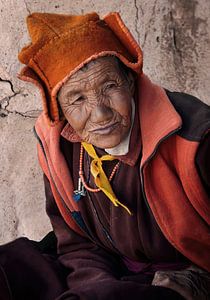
xmin=0 ymin=12 xmax=209 ymax=300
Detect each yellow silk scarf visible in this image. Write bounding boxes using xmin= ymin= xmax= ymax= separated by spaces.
xmin=82 ymin=142 xmax=131 ymax=215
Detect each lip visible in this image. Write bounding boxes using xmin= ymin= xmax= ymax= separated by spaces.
xmin=89 ymin=122 xmax=119 ymax=135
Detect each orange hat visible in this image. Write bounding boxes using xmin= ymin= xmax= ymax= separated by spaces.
xmin=18 ymin=12 xmax=143 ymax=125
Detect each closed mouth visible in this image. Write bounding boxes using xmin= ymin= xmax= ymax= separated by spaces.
xmin=89 ymin=122 xmax=119 ymax=134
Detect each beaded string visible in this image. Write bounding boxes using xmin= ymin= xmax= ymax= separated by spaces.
xmin=79 ymin=144 xmax=120 ymax=192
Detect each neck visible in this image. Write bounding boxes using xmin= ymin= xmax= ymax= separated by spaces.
xmin=105 ymin=98 xmax=135 ymax=156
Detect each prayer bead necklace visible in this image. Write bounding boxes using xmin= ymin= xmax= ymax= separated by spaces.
xmin=79 ymin=143 xmax=120 ymax=193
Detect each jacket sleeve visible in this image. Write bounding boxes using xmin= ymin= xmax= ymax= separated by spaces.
xmin=195 ymin=131 xmax=210 ymax=196
xmin=43 ymin=175 xmax=183 ymax=300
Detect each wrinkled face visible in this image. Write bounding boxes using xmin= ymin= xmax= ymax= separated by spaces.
xmin=58 ymin=56 xmax=135 ymax=149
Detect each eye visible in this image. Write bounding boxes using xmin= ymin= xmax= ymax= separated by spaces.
xmin=104 ymin=82 xmax=117 ymax=91
xmin=73 ymin=95 xmax=85 ymax=104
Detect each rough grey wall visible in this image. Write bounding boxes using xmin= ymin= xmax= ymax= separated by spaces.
xmin=0 ymin=0 xmax=210 ymax=243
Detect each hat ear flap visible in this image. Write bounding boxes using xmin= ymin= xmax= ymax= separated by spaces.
xmin=18 ymin=66 xmax=54 ymax=125
xmin=103 ymin=12 xmax=143 ymax=73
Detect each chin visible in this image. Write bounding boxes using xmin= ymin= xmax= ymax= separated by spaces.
xmin=91 ymin=136 xmax=122 ymax=149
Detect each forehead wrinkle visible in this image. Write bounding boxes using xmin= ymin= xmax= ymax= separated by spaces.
xmin=63 ymin=65 xmax=121 ymax=95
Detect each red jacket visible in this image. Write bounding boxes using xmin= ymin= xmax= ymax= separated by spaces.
xmin=34 ymin=74 xmax=210 ymax=272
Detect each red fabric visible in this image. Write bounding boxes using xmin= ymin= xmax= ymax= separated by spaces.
xmin=143 ymin=135 xmax=210 ymax=271
xmin=35 ymin=117 xmax=83 ymax=235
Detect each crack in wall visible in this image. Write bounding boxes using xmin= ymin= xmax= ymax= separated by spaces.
xmin=141 ymin=0 xmax=157 ymax=48
xmin=23 ymin=0 xmax=31 ymax=14
xmin=0 ymin=78 xmax=41 ymax=119
xmin=0 ymin=78 xmax=21 ymax=117
xmin=0 ymin=77 xmax=16 ymax=94
xmin=161 ymin=7 xmax=186 ymax=91
xmin=169 ymin=11 xmax=183 ymax=63
xmin=134 ymin=0 xmax=140 ymax=44
xmin=0 ymin=108 xmax=42 ymax=119
xmin=163 ymin=0 xmax=207 ymax=91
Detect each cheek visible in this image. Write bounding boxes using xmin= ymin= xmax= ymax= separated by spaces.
xmin=111 ymin=92 xmax=132 ymax=120
xmin=64 ymin=106 xmax=89 ymax=133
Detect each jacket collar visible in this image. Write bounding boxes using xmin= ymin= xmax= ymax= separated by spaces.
xmin=137 ymin=74 xmax=182 ymax=166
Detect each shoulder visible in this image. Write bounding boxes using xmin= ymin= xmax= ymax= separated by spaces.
xmin=165 ymin=90 xmax=210 ymax=141
xmin=35 ymin=113 xmax=66 ymax=142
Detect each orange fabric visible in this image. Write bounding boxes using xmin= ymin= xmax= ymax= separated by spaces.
xmin=35 ymin=73 xmax=210 ymax=271
xmin=138 ymin=75 xmax=210 ymax=271
xmin=35 ymin=113 xmax=85 ymax=235
xmin=37 ymin=143 xmax=83 ymax=235
xmin=143 ymin=135 xmax=210 ymax=271
xmin=137 ymin=75 xmax=182 ymax=166
xmin=18 ymin=12 xmax=143 ymax=124
xmin=35 ymin=114 xmax=78 ymax=210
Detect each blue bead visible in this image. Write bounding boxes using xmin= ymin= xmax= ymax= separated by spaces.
xmin=73 ymin=193 xmax=81 ymax=202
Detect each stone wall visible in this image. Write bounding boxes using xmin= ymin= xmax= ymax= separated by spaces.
xmin=0 ymin=0 xmax=210 ymax=243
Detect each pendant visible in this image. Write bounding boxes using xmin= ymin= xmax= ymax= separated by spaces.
xmin=73 ymin=177 xmax=86 ymax=202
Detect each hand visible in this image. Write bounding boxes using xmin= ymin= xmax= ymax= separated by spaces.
xmin=151 ymin=265 xmax=210 ymax=300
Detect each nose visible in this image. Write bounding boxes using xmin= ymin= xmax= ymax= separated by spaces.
xmin=90 ymin=104 xmax=113 ymax=124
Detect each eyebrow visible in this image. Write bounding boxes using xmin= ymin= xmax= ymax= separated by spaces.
xmin=66 ymin=89 xmax=82 ymax=97
xmin=64 ymin=72 xmax=120 ymax=97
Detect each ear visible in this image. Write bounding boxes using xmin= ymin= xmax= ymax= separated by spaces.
xmin=127 ymin=71 xmax=136 ymax=96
